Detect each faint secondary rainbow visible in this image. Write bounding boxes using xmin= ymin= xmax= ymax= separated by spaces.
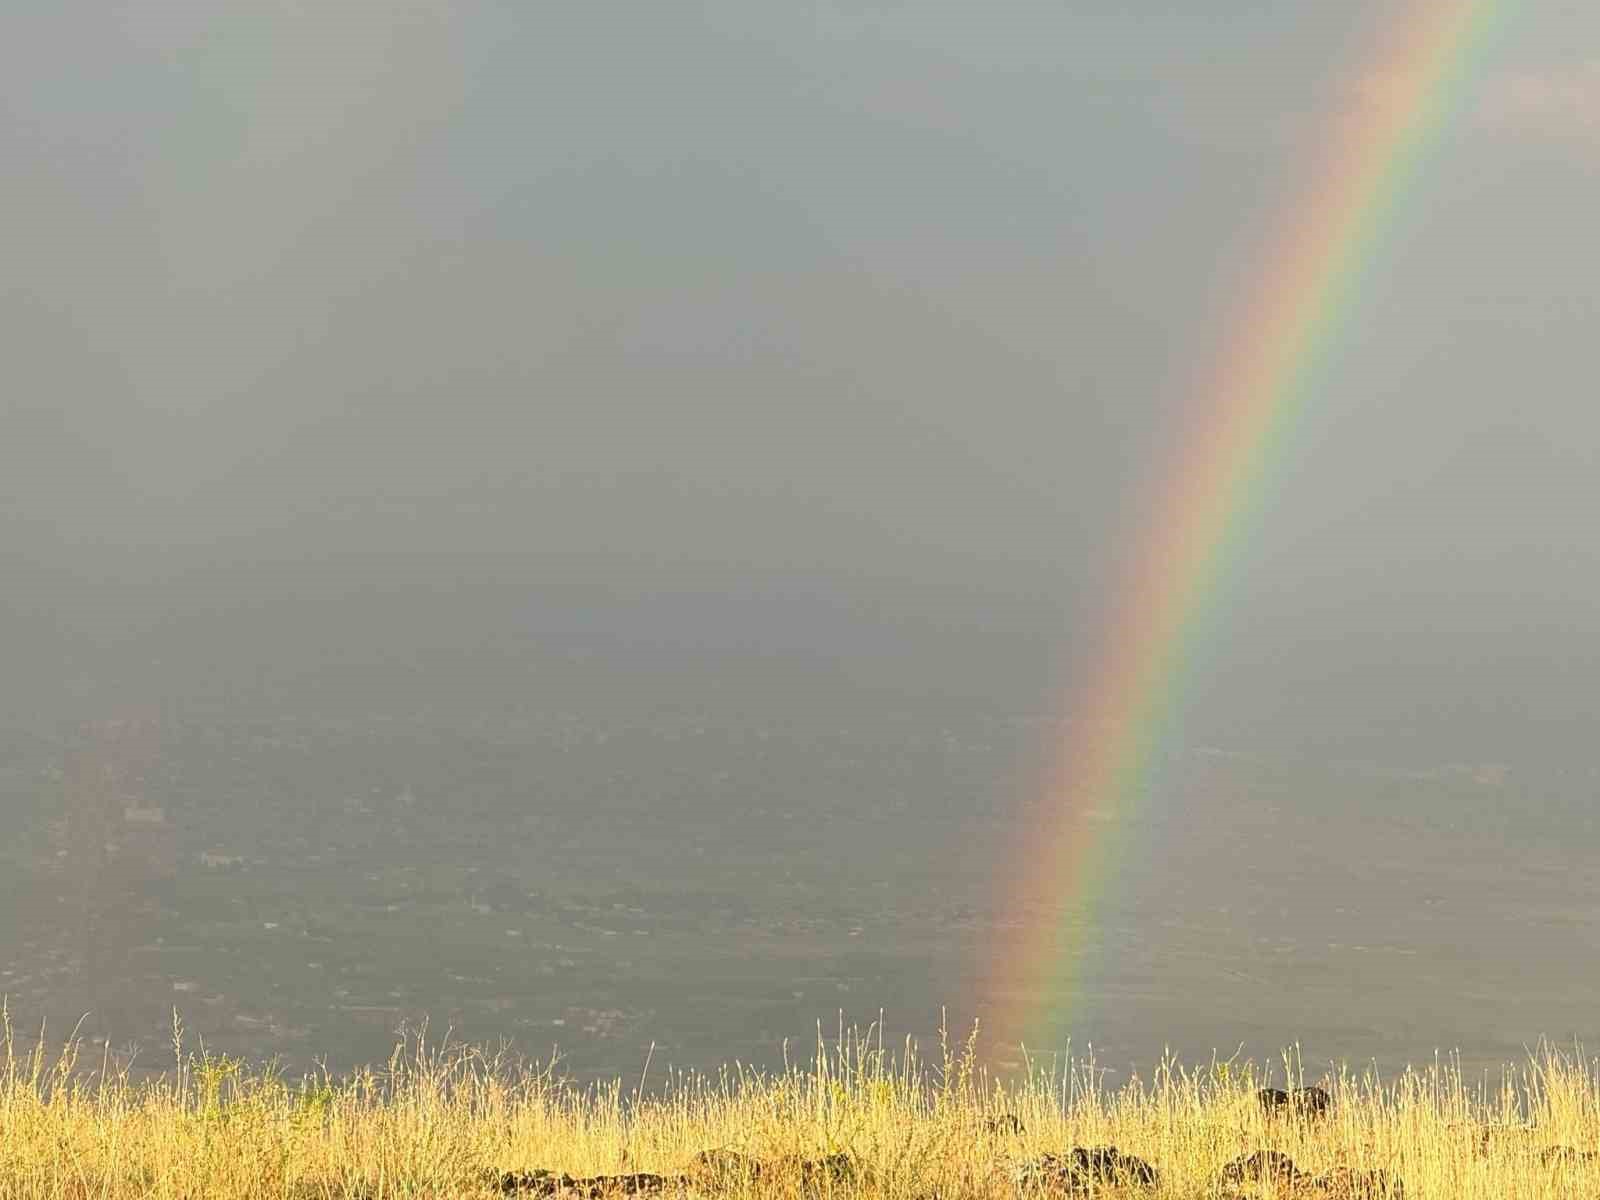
xmin=987 ymin=0 xmax=1510 ymax=1055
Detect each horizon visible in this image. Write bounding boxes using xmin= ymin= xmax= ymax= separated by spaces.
xmin=4 ymin=0 xmax=1599 ymax=1094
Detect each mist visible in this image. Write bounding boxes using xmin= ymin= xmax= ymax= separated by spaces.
xmin=4 ymin=2 xmax=1599 ymax=1082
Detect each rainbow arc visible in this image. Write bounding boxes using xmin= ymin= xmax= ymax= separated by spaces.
xmin=988 ymin=0 xmax=1509 ymax=1054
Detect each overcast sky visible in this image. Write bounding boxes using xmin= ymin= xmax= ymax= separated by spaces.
xmin=4 ymin=2 xmax=1598 ymax=753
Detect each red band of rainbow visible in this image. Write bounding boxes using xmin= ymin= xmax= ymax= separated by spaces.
xmin=985 ymin=0 xmax=1510 ymax=1058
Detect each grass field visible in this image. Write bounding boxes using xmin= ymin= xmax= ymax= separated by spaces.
xmin=3 ymin=1009 xmax=1599 ymax=1200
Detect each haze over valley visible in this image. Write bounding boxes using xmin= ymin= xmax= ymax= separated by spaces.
xmin=5 ymin=1 xmax=1600 ymax=1090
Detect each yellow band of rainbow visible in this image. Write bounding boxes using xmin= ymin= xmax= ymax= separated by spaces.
xmin=986 ymin=0 xmax=1510 ymax=1057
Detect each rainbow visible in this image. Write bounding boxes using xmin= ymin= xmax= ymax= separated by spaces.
xmin=986 ymin=0 xmax=1510 ymax=1055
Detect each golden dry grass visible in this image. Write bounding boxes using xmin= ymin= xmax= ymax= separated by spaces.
xmin=2 ymin=1007 xmax=1598 ymax=1200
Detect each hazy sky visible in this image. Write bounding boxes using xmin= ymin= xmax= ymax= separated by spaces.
xmin=5 ymin=2 xmax=1598 ymax=751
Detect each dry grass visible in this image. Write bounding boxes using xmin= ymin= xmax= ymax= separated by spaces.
xmin=2 ymin=1006 xmax=1598 ymax=1200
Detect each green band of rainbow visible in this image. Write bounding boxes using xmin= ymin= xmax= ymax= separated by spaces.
xmin=987 ymin=0 xmax=1510 ymax=1055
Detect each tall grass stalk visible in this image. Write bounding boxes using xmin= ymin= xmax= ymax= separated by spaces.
xmin=1 ymin=1005 xmax=1596 ymax=1199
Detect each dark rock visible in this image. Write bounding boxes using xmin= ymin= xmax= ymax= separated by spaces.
xmin=1012 ymin=1146 xmax=1158 ymax=1192
xmin=496 ymin=1171 xmax=683 ymax=1197
xmin=1008 ymin=1153 xmax=1059 ymax=1189
xmin=600 ymin=1174 xmax=680 ymax=1197
xmin=498 ymin=1170 xmax=571 ymax=1195
xmin=687 ymin=1149 xmax=764 ymax=1184
xmin=1068 ymin=1147 xmax=1158 ymax=1188
xmin=798 ymin=1154 xmax=856 ymax=1186
xmin=1258 ymin=1086 xmax=1331 ymax=1119
xmin=766 ymin=1154 xmax=858 ymax=1191
xmin=1476 ymin=1124 xmax=1537 ymax=1156
xmin=1540 ymin=1145 xmax=1598 ymax=1166
xmin=603 ymin=1174 xmax=680 ymax=1195
xmin=1219 ymin=1150 xmax=1302 ymax=1187
xmin=1312 ymin=1166 xmax=1402 ymax=1199
xmin=1009 ymin=1153 xmax=1077 ymax=1191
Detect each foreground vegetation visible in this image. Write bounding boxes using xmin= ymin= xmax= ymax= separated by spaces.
xmin=2 ymin=1010 xmax=1598 ymax=1200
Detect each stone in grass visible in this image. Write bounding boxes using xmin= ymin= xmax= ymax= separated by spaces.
xmin=1258 ymin=1086 xmax=1331 ymax=1120
xmin=683 ymin=1151 xmax=855 ymax=1193
xmin=797 ymin=1153 xmax=857 ymax=1187
xmin=1474 ymin=1124 xmax=1538 ymax=1157
xmin=497 ymin=1170 xmax=683 ymax=1197
xmin=1311 ymin=1166 xmax=1403 ymax=1199
xmin=1539 ymin=1145 xmax=1599 ymax=1166
xmin=497 ymin=1169 xmax=571 ymax=1195
xmin=1069 ymin=1147 xmax=1158 ymax=1189
xmin=686 ymin=1149 xmax=764 ymax=1184
xmin=608 ymin=1174 xmax=681 ymax=1196
xmin=1011 ymin=1146 xmax=1158 ymax=1193
xmin=1218 ymin=1150 xmax=1303 ymax=1187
